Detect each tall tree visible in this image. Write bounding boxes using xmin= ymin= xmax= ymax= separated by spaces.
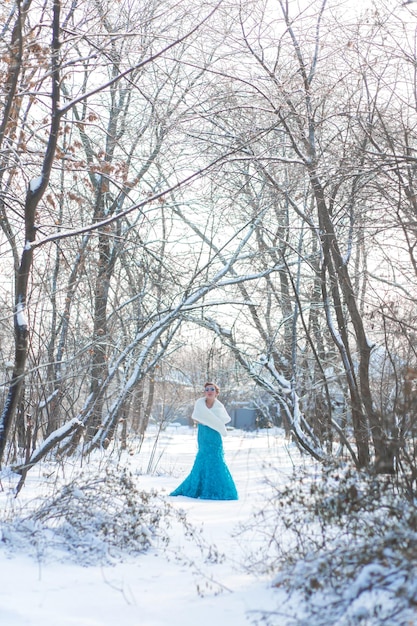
xmin=0 ymin=0 xmax=225 ymax=464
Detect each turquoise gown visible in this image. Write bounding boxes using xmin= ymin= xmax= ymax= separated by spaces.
xmin=170 ymin=424 xmax=238 ymax=500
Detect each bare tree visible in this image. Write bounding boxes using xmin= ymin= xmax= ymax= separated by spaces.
xmin=0 ymin=0 xmax=225 ymax=466
xmin=172 ymin=0 xmax=417 ymax=471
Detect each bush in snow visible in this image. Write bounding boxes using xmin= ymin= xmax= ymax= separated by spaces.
xmin=0 ymin=467 xmax=172 ymax=565
xmin=240 ymin=463 xmax=417 ymax=626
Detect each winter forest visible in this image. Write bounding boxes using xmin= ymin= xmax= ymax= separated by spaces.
xmin=1 ymin=0 xmax=417 ymax=624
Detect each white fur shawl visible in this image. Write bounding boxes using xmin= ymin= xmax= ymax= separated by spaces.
xmin=192 ymin=397 xmax=231 ymax=436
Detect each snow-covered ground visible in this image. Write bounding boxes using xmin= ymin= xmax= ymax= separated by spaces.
xmin=0 ymin=426 xmax=299 ymax=626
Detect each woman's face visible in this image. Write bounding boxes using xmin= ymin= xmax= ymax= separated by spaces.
xmin=204 ymin=384 xmax=218 ymax=401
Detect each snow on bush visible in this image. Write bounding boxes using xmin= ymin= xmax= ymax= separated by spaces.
xmin=239 ymin=463 xmax=417 ymax=626
xmin=0 ymin=467 xmax=173 ymax=565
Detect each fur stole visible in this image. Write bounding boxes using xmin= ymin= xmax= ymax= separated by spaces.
xmin=192 ymin=397 xmax=231 ymax=436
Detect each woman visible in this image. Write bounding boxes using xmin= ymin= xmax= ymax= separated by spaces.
xmin=170 ymin=382 xmax=238 ymax=500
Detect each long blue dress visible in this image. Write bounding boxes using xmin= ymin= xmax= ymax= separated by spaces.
xmin=170 ymin=424 xmax=238 ymax=500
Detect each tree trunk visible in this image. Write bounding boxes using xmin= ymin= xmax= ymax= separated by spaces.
xmin=310 ymin=170 xmax=392 ymax=469
xmin=139 ymin=375 xmax=156 ymax=439
xmin=0 ymin=0 xmax=62 ymax=464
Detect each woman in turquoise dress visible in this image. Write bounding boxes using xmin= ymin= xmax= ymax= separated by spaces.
xmin=170 ymin=382 xmax=238 ymax=500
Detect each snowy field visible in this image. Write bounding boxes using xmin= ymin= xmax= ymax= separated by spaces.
xmin=2 ymin=426 xmax=416 ymax=626
xmin=0 ymin=426 xmax=300 ymax=626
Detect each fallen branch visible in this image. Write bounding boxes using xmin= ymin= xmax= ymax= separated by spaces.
xmin=13 ymin=419 xmax=84 ymax=493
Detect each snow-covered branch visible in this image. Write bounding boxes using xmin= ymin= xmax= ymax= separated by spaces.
xmin=13 ymin=418 xmax=83 ymax=475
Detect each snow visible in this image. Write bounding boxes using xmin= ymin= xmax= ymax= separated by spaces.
xmin=38 ymin=389 xmax=60 ymax=409
xmin=29 ymin=176 xmax=43 ymax=193
xmin=15 ymin=301 xmax=28 ymax=329
xmin=0 ymin=427 xmax=290 ymax=626
xmin=0 ymin=427 xmax=413 ymax=626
